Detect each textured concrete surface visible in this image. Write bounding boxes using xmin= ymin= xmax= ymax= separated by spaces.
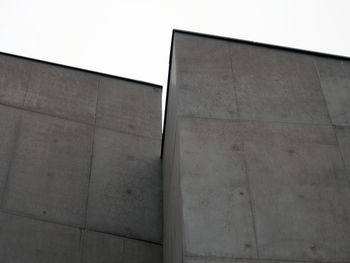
xmin=82 ymin=230 xmax=162 ymax=263
xmin=162 ymin=31 xmax=350 ymax=263
xmin=96 ymin=77 xmax=162 ymax=139
xmin=24 ymin=62 xmax=99 ymax=124
xmin=81 ymin=230 xmax=124 ymax=263
xmin=184 ymin=258 xmax=260 ymax=263
xmin=178 ymin=116 xmax=350 ymax=261
xmin=0 ymin=53 xmax=162 ymax=262
xmin=179 ymin=117 xmax=350 ymax=260
xmin=3 ymin=111 xmax=93 ymax=226
xmin=316 ymin=57 xmax=350 ymax=125
xmin=82 ymin=231 xmax=125 ymax=263
xmin=163 ymin=48 xmax=185 ymax=263
xmin=0 ymin=54 xmax=32 ymax=107
xmin=0 ymin=105 xmax=21 ymax=198
xmin=87 ymin=127 xmax=162 ymax=242
xmin=229 ymin=44 xmax=330 ymax=124
xmin=180 ymin=118 xmax=257 ymax=258
xmin=185 ymin=260 xmax=315 ymax=263
xmin=243 ymin=121 xmax=350 ymax=261
xmin=0 ymin=212 xmax=81 ymax=263
xmin=336 ymin=126 xmax=350 ymax=180
xmin=124 ymin=238 xmax=162 ymax=263
xmin=175 ymin=34 xmax=238 ymax=119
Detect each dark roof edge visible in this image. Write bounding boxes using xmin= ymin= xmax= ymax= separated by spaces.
xmin=0 ymin=50 xmax=162 ymax=89
xmin=160 ymin=30 xmax=175 ymax=159
xmin=174 ymin=29 xmax=350 ymax=61
xmin=161 ymin=28 xmax=350 ymax=158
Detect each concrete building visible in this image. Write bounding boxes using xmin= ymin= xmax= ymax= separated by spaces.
xmin=0 ymin=53 xmax=162 ymax=262
xmin=0 ymin=29 xmax=350 ymax=263
xmin=162 ymin=30 xmax=350 ymax=263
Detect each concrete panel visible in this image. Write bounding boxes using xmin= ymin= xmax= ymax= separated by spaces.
xmin=185 ymin=258 xmax=258 ymax=263
xmin=243 ymin=122 xmax=350 ymax=261
xmin=3 ymin=111 xmax=93 ymax=226
xmin=336 ymin=126 xmax=350 ymax=180
xmin=81 ymin=230 xmax=124 ymax=263
xmin=179 ymin=117 xmax=258 ymax=258
xmin=315 ymin=57 xmax=350 ymax=125
xmin=96 ymin=77 xmax=161 ymax=139
xmin=164 ymin=128 xmax=183 ymax=263
xmin=0 ymin=105 xmax=21 ymax=199
xmin=0 ymin=54 xmax=32 ymax=107
xmin=163 ymin=47 xmax=179 ymax=203
xmin=184 ymin=259 xmax=311 ymax=263
xmin=81 ymin=230 xmax=162 ymax=263
xmin=86 ymin=128 xmax=162 ymax=243
xmin=178 ymin=117 xmax=350 ymax=261
xmin=24 ymin=62 xmax=99 ymax=124
xmin=0 ymin=212 xmax=80 ymax=263
xmin=229 ymin=44 xmax=330 ymax=124
xmin=124 ymin=238 xmax=162 ymax=263
xmin=174 ymin=33 xmax=238 ymax=120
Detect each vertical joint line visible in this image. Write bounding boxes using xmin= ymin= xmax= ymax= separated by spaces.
xmin=83 ymin=77 xmax=101 ymax=228
xmin=21 ymin=61 xmax=34 ymax=107
xmin=312 ymin=58 xmax=350 ymax=185
xmin=0 ymin=110 xmax=24 ymax=208
xmin=312 ymin=58 xmax=332 ymax=123
xmin=227 ymin=41 xmax=240 ymax=118
xmin=242 ymin=153 xmax=260 ymax=259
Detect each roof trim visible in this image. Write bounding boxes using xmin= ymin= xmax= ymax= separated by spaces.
xmin=0 ymin=51 xmax=162 ymax=89
xmin=173 ymin=29 xmax=350 ymax=61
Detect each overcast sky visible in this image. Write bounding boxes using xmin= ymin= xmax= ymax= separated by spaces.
xmin=1 ymin=0 xmax=350 ymax=117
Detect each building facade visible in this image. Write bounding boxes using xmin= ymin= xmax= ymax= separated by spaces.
xmin=162 ymin=30 xmax=350 ymax=263
xmin=0 ymin=29 xmax=350 ymax=263
xmin=0 ymin=53 xmax=162 ymax=262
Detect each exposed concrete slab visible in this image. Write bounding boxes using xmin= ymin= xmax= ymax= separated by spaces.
xmin=315 ymin=57 xmax=350 ymax=125
xmin=243 ymin=122 xmax=350 ymax=261
xmin=0 ymin=211 xmax=80 ymax=263
xmin=81 ymin=230 xmax=124 ymax=263
xmin=86 ymin=127 xmax=162 ymax=243
xmin=174 ymin=33 xmax=239 ymax=120
xmin=24 ymin=62 xmax=99 ymax=124
xmin=178 ymin=117 xmax=350 ymax=261
xmin=81 ymin=230 xmax=162 ymax=263
xmin=184 ymin=259 xmax=312 ymax=263
xmin=96 ymin=77 xmax=162 ymax=139
xmin=0 ymin=105 xmax=21 ymax=200
xmin=162 ymin=47 xmax=186 ymax=263
xmin=179 ymin=117 xmax=258 ymax=259
xmin=164 ymin=127 xmax=183 ymax=263
xmin=185 ymin=257 xmax=260 ymax=263
xmin=229 ymin=43 xmax=330 ymax=124
xmin=164 ymin=32 xmax=350 ymax=263
xmin=124 ymin=238 xmax=162 ymax=263
xmin=3 ymin=111 xmax=93 ymax=227
xmin=0 ymin=54 xmax=32 ymax=107
xmin=336 ymin=126 xmax=350 ymax=180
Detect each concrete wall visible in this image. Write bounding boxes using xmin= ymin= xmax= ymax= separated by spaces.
xmin=162 ymin=31 xmax=350 ymax=263
xmin=0 ymin=53 xmax=162 ymax=262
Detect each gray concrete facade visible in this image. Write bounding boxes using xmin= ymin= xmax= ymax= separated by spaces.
xmin=1 ymin=30 xmax=350 ymax=263
xmin=162 ymin=31 xmax=350 ymax=263
xmin=0 ymin=53 xmax=162 ymax=262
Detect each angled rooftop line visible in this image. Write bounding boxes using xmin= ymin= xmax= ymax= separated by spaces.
xmin=0 ymin=51 xmax=162 ymax=89
xmin=174 ymin=29 xmax=350 ymax=61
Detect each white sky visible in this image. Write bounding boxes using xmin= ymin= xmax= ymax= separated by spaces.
xmin=1 ymin=0 xmax=350 ymax=119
